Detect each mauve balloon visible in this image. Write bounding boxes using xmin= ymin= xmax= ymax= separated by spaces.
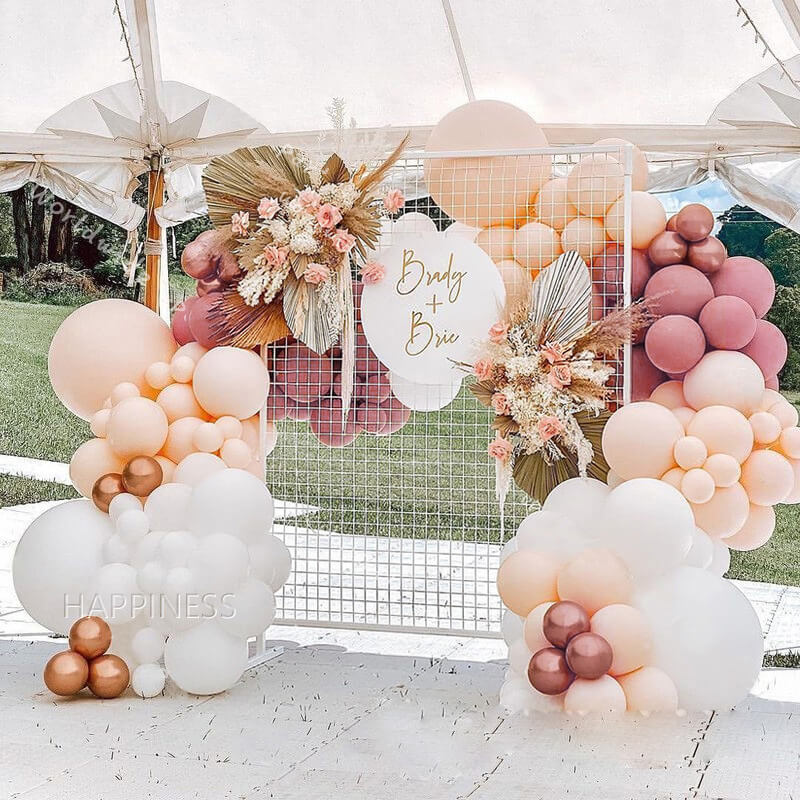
xmin=274 ymin=343 xmax=334 ymax=403
xmin=644 ymin=264 xmax=714 ymax=319
xmin=645 ymin=315 xmax=706 ymax=375
xmin=766 ymin=375 xmax=780 ymax=390
xmin=187 ymin=293 xmax=224 ymax=349
xmin=181 ymin=238 xmax=217 ymax=280
xmin=648 ymin=231 xmax=688 ymax=268
xmin=565 ymin=632 xmax=614 ymax=680
xmin=309 ymin=398 xmax=361 ymax=447
xmin=528 ymin=647 xmax=575 ymax=695
xmin=591 ymin=245 xmax=652 ymax=299
xmin=542 ymin=601 xmax=590 ymax=649
xmin=196 ymin=274 xmax=226 ymax=296
xmin=675 ymin=203 xmax=714 ymax=242
xmin=363 ymin=373 xmax=392 ymax=403
xmin=357 ymin=402 xmax=388 ymax=434
xmin=171 ymin=299 xmax=196 ymax=345
xmin=216 ymin=248 xmax=241 ymax=283
xmin=698 ymin=295 xmax=757 ymax=350
xmin=264 ymin=384 xmax=291 ymax=422
xmin=354 ymin=327 xmax=385 ymax=377
xmin=710 ymin=256 xmax=776 ymax=318
xmin=740 ymin=319 xmax=788 ymax=379
xmin=631 ymin=344 xmax=666 ymax=401
xmin=287 ymin=400 xmax=313 ymax=422
xmin=687 ymin=236 xmax=727 ymax=274
xmin=377 ymin=396 xmax=412 ymax=435
xmin=666 ymin=214 xmax=678 ymax=232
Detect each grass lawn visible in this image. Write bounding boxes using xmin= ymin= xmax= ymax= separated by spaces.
xmin=2 ymin=298 xmax=800 ymax=587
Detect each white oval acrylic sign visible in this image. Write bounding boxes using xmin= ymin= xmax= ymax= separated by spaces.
xmin=360 ymin=234 xmax=506 ymax=384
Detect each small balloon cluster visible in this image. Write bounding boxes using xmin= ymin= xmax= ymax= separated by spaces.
xmin=499 ymin=477 xmax=762 ymax=714
xmin=43 ymin=616 xmax=129 ymax=699
xmin=14 ymin=298 xmax=292 ymax=698
xmin=604 ymin=352 xmax=800 ymax=557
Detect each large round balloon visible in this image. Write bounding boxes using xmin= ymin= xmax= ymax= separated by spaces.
xmin=644 ymin=316 xmax=706 ymax=375
xmin=531 ymin=177 xmax=577 ymax=231
xmin=566 ymin=154 xmax=624 ymax=218
xmin=192 ymin=346 xmax=269 ymax=419
xmin=605 ymin=191 xmax=666 ymax=250
xmin=739 ymin=320 xmax=788 ymax=379
xmin=683 ymin=351 xmax=765 ymax=415
xmin=48 ymin=299 xmax=177 ymax=420
xmin=13 ymin=500 xmax=111 ymax=634
xmin=710 ymin=256 xmax=775 ymax=318
xmin=698 ymin=295 xmax=757 ymax=350
xmin=424 ymin=100 xmax=550 ymax=228
xmin=637 ymin=567 xmax=762 ymax=710
xmin=643 ymin=264 xmax=714 ymax=319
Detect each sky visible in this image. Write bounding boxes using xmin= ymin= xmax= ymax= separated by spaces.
xmin=659 ymin=179 xmax=737 ymax=218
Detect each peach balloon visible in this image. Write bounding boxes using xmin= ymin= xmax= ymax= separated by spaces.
xmin=671 ymin=406 xmax=695 ymax=430
xmin=170 ymin=356 xmax=195 ymax=384
xmin=683 ymin=351 xmax=765 ymax=415
xmin=106 ymin=397 xmax=169 ymax=459
xmin=513 ymin=222 xmax=562 ymax=270
xmin=602 ymin=402 xmax=683 ymax=480
xmin=157 ymin=383 xmax=208 ymax=423
xmin=154 ymin=455 xmax=176 ymax=484
xmin=617 ymin=666 xmax=678 ymax=713
xmin=769 ymin=399 xmax=799 ymax=430
xmin=496 ymin=259 xmax=533 ymax=313
xmin=193 ymin=422 xmax=224 ymax=453
xmin=778 ymin=427 xmax=800 ymax=460
xmin=691 ymin=483 xmax=750 ymax=539
xmin=161 ymin=417 xmax=204 ymax=463
xmin=239 ymin=416 xmax=261 ymax=452
xmin=725 ymin=503 xmax=776 ymax=551
xmin=215 ymin=416 xmax=243 ymax=441
xmin=423 ymin=100 xmax=550 ymax=228
xmin=673 ymin=436 xmax=707 ymax=470
xmin=145 ymin=361 xmax=172 ymax=391
xmin=681 ymin=468 xmax=715 ymax=505
xmin=90 ymin=408 xmax=111 ymax=438
xmin=476 ymin=226 xmax=515 ymax=262
xmin=564 ymin=675 xmax=626 ymax=714
xmin=110 ymin=382 xmax=140 ymax=405
xmin=531 ymin=177 xmax=577 ymax=231
xmin=264 ymin=422 xmax=278 ymax=457
xmin=69 ymin=438 xmax=125 ymax=497
xmin=556 ymin=549 xmax=633 ymax=615
xmin=590 ymin=604 xmax=652 ymax=676
xmin=758 ymin=388 xmax=784 ymax=411
xmin=661 ymin=467 xmax=686 ymax=490
xmin=649 ymin=380 xmax=686 ymax=410
xmin=740 ymin=449 xmax=794 ymax=506
xmin=174 ymin=342 xmax=208 ymax=364
xmin=566 ymin=154 xmax=624 ymax=217
xmin=496 ymin=550 xmax=560 ymax=617
xmin=686 ymin=406 xmax=754 ymax=464
xmin=749 ymin=411 xmax=782 ymax=445
xmin=704 ymin=453 xmax=741 ymax=488
xmin=192 ymin=347 xmax=270 ymax=420
xmin=561 ymin=216 xmax=607 ymax=262
xmin=593 ymin=138 xmax=649 ymax=191
xmin=48 ymin=299 xmax=177 ymax=420
xmin=523 ymin=601 xmax=555 ymax=653
xmin=783 ymin=458 xmax=800 ymax=503
xmin=605 ymin=191 xmax=667 ymax=250
xmin=220 ymin=438 xmax=253 ymax=469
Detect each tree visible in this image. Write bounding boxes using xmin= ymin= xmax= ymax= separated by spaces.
xmin=717 ymin=205 xmax=779 ymax=261
xmin=29 ymin=189 xmax=47 ymax=265
xmin=10 ymin=187 xmax=30 ymax=274
xmin=764 ymin=228 xmax=800 ymax=287
xmin=47 ymin=198 xmax=74 ymax=262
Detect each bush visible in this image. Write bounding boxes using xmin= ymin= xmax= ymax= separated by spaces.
xmin=2 ymin=262 xmax=133 ymax=306
xmin=780 ymin=346 xmax=800 ymax=391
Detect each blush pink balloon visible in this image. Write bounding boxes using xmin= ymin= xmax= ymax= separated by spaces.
xmin=687 ymin=236 xmax=727 ymax=274
xmin=563 ymin=674 xmax=626 ymax=714
xmin=309 ymin=398 xmax=362 ymax=447
xmin=354 ymin=328 xmax=386 ymax=377
xmin=556 ymin=549 xmax=633 ymax=615
xmin=741 ymin=449 xmax=794 ymax=506
xmin=590 ymin=604 xmax=652 ymax=676
xmin=617 ymin=666 xmax=678 ymax=713
xmin=698 ymin=295 xmax=757 ymax=350
xmin=686 ymin=405 xmax=754 ymax=463
xmin=363 ymin=373 xmax=391 ymax=403
xmin=187 ymin=293 xmax=225 ymax=350
xmin=644 ymin=264 xmax=714 ymax=319
xmin=683 ymin=350 xmax=765 ymax=415
xmin=497 ymin=550 xmax=560 ymax=617
xmin=710 ymin=256 xmax=776 ymax=318
xmin=739 ymin=320 xmax=788 ymax=379
xmin=631 ymin=345 xmax=666 ymax=402
xmin=274 ymin=344 xmax=334 ymax=403
xmin=171 ymin=299 xmax=196 ymax=346
xmin=691 ymin=483 xmax=750 ymax=539
xmin=287 ymin=401 xmax=313 ymax=422
xmin=106 ymin=396 xmax=169 ymax=458
xmin=645 ymin=316 xmax=706 ymax=374
xmin=675 ymin=203 xmax=714 ymax=242
xmin=647 ymin=231 xmax=687 ymax=268
xmin=69 ymin=438 xmax=126 ymax=497
xmin=766 ymin=375 xmax=780 ymax=390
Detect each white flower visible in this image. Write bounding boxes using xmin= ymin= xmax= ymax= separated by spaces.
xmin=264 ymin=218 xmax=290 ymax=246
xmin=318 ymin=181 xmax=359 ymax=211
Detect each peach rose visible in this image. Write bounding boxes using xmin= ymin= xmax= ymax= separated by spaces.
xmin=541 ymin=343 xmax=565 ymax=365
xmin=491 ymin=392 xmax=510 ymax=415
xmin=231 ymin=211 xmax=250 ymax=236
xmin=474 ymin=358 xmax=494 ymax=382
xmin=488 ymin=433 xmax=513 ymax=463
xmin=383 ymin=188 xmax=405 ymax=214
xmin=257 ymin=197 xmax=280 ymax=220
xmin=316 ymin=203 xmax=343 ymax=230
xmin=488 ymin=321 xmax=509 ymax=343
xmin=331 ymin=228 xmax=356 ymax=253
xmin=360 ymin=259 xmax=386 ymax=284
xmin=298 ymin=189 xmax=322 ymax=212
xmin=548 ymin=363 xmax=572 ymax=390
xmin=304 ymin=262 xmax=330 ymax=285
xmin=263 ymin=245 xmax=288 ymax=268
xmin=537 ymin=416 xmax=563 ymax=441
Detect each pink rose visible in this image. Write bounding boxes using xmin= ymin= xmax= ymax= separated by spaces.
xmin=231 ymin=211 xmax=250 ymax=236
xmin=383 ymin=188 xmax=405 ymax=214
xmin=537 ymin=416 xmax=563 ymax=442
xmin=331 ymin=228 xmax=356 ymax=254
xmin=298 ymin=189 xmax=322 ymax=212
xmin=541 ymin=343 xmax=565 ymax=365
xmin=360 ymin=259 xmax=385 ymax=284
xmin=316 ymin=203 xmax=343 ymax=230
xmin=303 ymin=262 xmax=330 ymax=285
xmin=257 ymin=197 xmax=280 ymax=220
xmin=488 ymin=321 xmax=509 ymax=343
xmin=263 ymin=245 xmax=288 ymax=268
xmin=548 ymin=363 xmax=572 ymax=390
xmin=474 ymin=358 xmax=493 ymax=382
xmin=491 ymin=392 xmax=510 ymax=415
xmin=488 ymin=433 xmax=513 ymax=463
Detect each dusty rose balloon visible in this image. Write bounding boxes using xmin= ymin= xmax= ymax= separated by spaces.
xmin=592 ymin=245 xmax=652 ymax=300
xmin=739 ymin=320 xmax=787 ymax=379
xmin=275 ymin=344 xmax=333 ymax=403
xmin=605 ymin=191 xmax=666 ymax=250
xmin=528 ymin=647 xmax=575 ymax=695
xmin=686 ymin=405 xmax=754 ymax=463
xmin=69 ymin=438 xmax=125 ymax=497
xmin=193 ymin=346 xmax=270 ymax=419
xmin=644 ymin=264 xmax=714 ymax=319
xmin=181 ymin=235 xmax=218 ymax=280
xmin=523 ymin=601 xmax=555 ymax=653
xmin=666 ymin=214 xmax=678 ymax=232
xmin=196 ymin=275 xmax=226 ymax=296
xmin=617 ymin=666 xmax=678 ymax=713
xmin=602 ymin=401 xmax=682 ymax=479
xmin=726 ymin=503 xmax=776 ymax=551
xmin=377 ymin=396 xmax=412 ymax=435
xmin=356 ymin=403 xmax=388 ymax=434
xmin=561 ymin=216 xmax=607 ymax=262
xmin=264 ymin=385 xmax=291 ymax=422
xmin=565 ymin=632 xmax=613 ymax=679
xmin=48 ymin=299 xmax=177 ymax=421
xmin=309 ymin=398 xmax=362 ymax=448
xmin=530 ymin=177 xmax=577 ymax=231
xmin=590 ymin=604 xmax=652 ymax=676
xmin=215 ymin=248 xmax=241 ymax=284
xmin=687 ymin=236 xmax=727 ymax=274
xmin=683 ymin=351 xmax=765 ymax=415
xmin=645 ymin=316 xmax=706 ymax=375
xmin=710 ymin=256 xmax=776 ymax=318
xmin=698 ymin=295 xmax=757 ymax=350
xmin=766 ymin=375 xmax=780 ymax=390
xmin=648 ymin=231 xmax=687 ymax=268
xmin=741 ymin=449 xmax=794 ymax=506
xmin=171 ymin=300 xmax=196 ymax=346
xmin=542 ymin=601 xmax=590 ymax=649
xmin=631 ymin=345 xmax=666 ymax=402
xmin=187 ymin=293 xmax=225 ymax=350
xmin=691 ymin=483 xmax=750 ymax=539
xmin=157 ymin=383 xmax=208 ymax=423
xmin=287 ymin=401 xmax=313 ymax=422
xmin=496 ymin=550 xmax=560 ymax=617
xmin=513 ymin=222 xmax=562 ymax=270
xmin=564 ymin=674 xmax=626 ymax=714
xmin=675 ymin=203 xmax=714 ymax=242
xmin=556 ymin=549 xmax=633 ymax=615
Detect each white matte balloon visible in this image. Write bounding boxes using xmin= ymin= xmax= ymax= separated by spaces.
xmin=116 ymin=508 xmax=150 ymax=544
xmin=388 ymin=371 xmax=462 ymax=412
xmin=190 ymin=533 xmax=250 ymax=596
xmin=499 ymin=674 xmax=563 ymax=714
xmin=132 ymin=663 xmax=166 ymax=698
xmin=159 ymin=530 xmax=198 ymax=569
xmin=516 ymin=509 xmax=590 ymax=564
xmin=501 ymin=610 xmax=524 ymax=646
xmin=390 ymin=212 xmax=438 ymax=236
xmin=103 ymin=534 xmax=130 ymax=564
xmin=499 ymin=537 xmax=518 ymax=563
xmin=131 ymin=626 xmax=166 ymax=664
xmin=684 ymin=527 xmax=714 ymax=570
xmin=108 ymin=493 xmax=143 ymax=522
xmin=219 ymin=578 xmax=276 ymax=638
xmin=164 ymin=622 xmax=248 ymax=695
xmin=12 ymin=499 xmax=111 ymax=634
xmin=248 ymin=534 xmax=292 ymax=591
xmin=144 ymin=483 xmax=193 ymax=532
xmin=173 ymin=452 xmax=227 ymax=487
xmin=89 ymin=562 xmax=141 ymax=626
xmin=708 ymin=539 xmax=731 ymax=577
xmin=636 ymin=567 xmax=762 ymax=710
xmin=542 ymin=477 xmax=610 ymax=532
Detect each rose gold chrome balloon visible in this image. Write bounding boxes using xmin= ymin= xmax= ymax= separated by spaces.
xmin=87 ymin=654 xmax=130 ymax=699
xmin=687 ymin=236 xmax=727 ymax=274
xmin=69 ymin=616 xmax=112 ymax=660
xmin=647 ymin=231 xmax=687 ymax=268
xmin=542 ymin=601 xmax=590 ymax=649
xmin=43 ymin=650 xmax=89 ymax=696
xmin=527 ymin=647 xmax=575 ymax=695
xmin=675 ymin=203 xmax=714 ymax=242
xmin=121 ymin=455 xmax=163 ymax=497
xmin=565 ymin=632 xmax=614 ymax=679
xmin=91 ymin=472 xmax=125 ymax=513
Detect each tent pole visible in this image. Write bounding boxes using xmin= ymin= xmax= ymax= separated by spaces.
xmin=144 ymin=153 xmax=164 ymax=312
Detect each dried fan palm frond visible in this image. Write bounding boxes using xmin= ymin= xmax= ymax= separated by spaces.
xmin=571 ymin=297 xmax=659 ymax=357
xmin=468 ymin=380 xmax=495 ymax=408
xmin=255 ymin=146 xmax=311 ymax=191
xmin=341 ymin=204 xmax=381 ymax=260
xmin=321 ymin=153 xmax=350 ymax=184
xmin=354 ymin=132 xmax=410 ymax=195
xmin=493 ymin=415 xmax=520 ymax=436
xmin=283 ymin=271 xmax=339 ymax=354
xmin=210 ymin=289 xmax=290 ymax=348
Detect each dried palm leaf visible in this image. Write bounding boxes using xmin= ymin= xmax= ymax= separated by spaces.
xmin=291 ymin=253 xmax=309 ymax=279
xmin=210 ymin=289 xmax=290 ymax=348
xmin=493 ymin=415 xmax=520 ymax=435
xmin=469 ymin=381 xmax=495 ymax=408
xmin=282 ymin=271 xmax=338 ymax=354
xmin=339 ymin=272 xmax=356 ymax=421
xmin=354 ymin=132 xmax=410 ymax=195
xmin=321 ymin=153 xmax=350 ymax=184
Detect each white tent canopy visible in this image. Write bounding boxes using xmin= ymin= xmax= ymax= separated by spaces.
xmin=1 ymin=0 xmax=800 ymax=236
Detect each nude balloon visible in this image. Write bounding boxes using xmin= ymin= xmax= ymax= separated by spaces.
xmin=523 ymin=601 xmax=555 ymax=653
xmin=710 ymin=256 xmax=775 ymax=318
xmin=476 ymin=226 xmax=515 ymax=262
xmin=161 ymin=417 xmax=204 ymax=464
xmin=605 ymin=191 xmax=666 ymax=250
xmin=725 ymin=504 xmax=776 ymax=551
xmin=513 ymin=222 xmax=562 ymax=270
xmin=566 ymin=154 xmax=624 ymax=218
xmin=590 ymin=604 xmax=652 ymax=676
xmin=686 ymin=405 xmax=754 ymax=463
xmin=48 ymin=299 xmax=177 ymax=420
xmin=561 ymin=216 xmax=607 ymax=262
xmin=741 ymin=449 xmax=794 ymax=506
xmin=649 ymin=380 xmax=687 ymax=413
xmin=157 ymin=383 xmax=208 ymax=423
xmin=593 ymin=137 xmax=648 ymax=190
xmin=683 ymin=351 xmax=765 ymax=415
xmin=704 ymin=453 xmax=741 ymax=488
xmin=193 ymin=347 xmax=269 ymax=419
xmin=530 ymin=177 xmax=577 ymax=231
xmin=497 ymin=259 xmax=534 ymax=312
xmin=563 ymin=675 xmax=626 ymax=714
xmin=496 ymin=550 xmax=559 ymax=617
xmin=106 ymin=397 xmax=169 ymax=459
xmin=556 ymin=549 xmax=633 ymax=615
xmin=617 ymin=666 xmax=679 ymax=713
xmin=69 ymin=438 xmax=126 ymax=497
xmin=691 ymin=483 xmax=750 ymax=539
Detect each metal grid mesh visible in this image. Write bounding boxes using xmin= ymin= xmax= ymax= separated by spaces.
xmin=266 ymin=145 xmax=631 ymax=636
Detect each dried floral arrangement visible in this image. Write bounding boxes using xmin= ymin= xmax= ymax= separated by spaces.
xmin=460 ymin=251 xmax=656 ymax=505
